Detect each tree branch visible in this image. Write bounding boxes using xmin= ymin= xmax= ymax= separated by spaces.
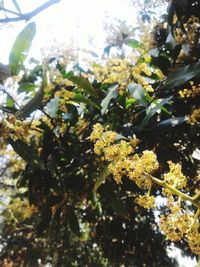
xmin=0 ymin=0 xmax=61 ymax=23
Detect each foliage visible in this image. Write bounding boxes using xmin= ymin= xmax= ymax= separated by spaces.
xmin=0 ymin=0 xmax=200 ymax=266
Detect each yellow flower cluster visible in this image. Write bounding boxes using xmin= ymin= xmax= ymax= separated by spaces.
xmin=8 ymin=198 xmax=38 ymax=223
xmin=90 ymin=124 xmax=200 ymax=255
xmin=90 ymin=124 xmax=158 ymax=188
xmin=187 ymin=222 xmax=200 ymax=255
xmin=91 ymin=58 xmax=163 ymax=93
xmin=55 ymin=88 xmax=76 ymax=113
xmin=179 ymin=82 xmax=200 ymax=98
xmin=163 ymin=161 xmax=187 ymax=190
xmin=0 ymin=115 xmax=31 ymax=140
xmin=174 ymin=16 xmax=200 ymax=45
xmin=188 ymin=107 xmax=200 ymax=125
xmin=135 ymin=195 xmax=155 ymax=209
xmin=160 ymin=212 xmax=193 ymax=241
xmin=92 ymin=59 xmax=132 ymax=86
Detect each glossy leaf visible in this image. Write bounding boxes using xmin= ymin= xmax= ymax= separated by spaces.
xmin=161 ymin=62 xmax=200 ymax=90
xmin=128 ymin=83 xmax=149 ymax=107
xmin=140 ymin=97 xmax=172 ymax=128
xmin=101 ymin=84 xmax=118 ymax=114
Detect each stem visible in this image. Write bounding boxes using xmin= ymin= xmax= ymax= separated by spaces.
xmin=144 ymin=172 xmax=200 ymax=208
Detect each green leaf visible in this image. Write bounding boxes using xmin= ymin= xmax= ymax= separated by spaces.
xmin=68 ymin=210 xmax=80 ymax=237
xmin=94 ymin=165 xmax=110 ymax=192
xmin=161 ymin=62 xmax=200 ymax=91
xmin=72 ymin=93 xmax=100 ymax=109
xmin=8 ymin=138 xmax=45 ymax=170
xmin=101 ymin=84 xmax=118 ymax=115
xmin=140 ymin=97 xmax=172 ymax=128
xmin=46 ymin=96 xmax=60 ymax=118
xmin=126 ymin=39 xmax=140 ymax=48
xmin=6 ymin=96 xmax=15 ymax=108
xmin=69 ymin=76 xmax=98 ymax=98
xmin=11 ymin=0 xmax=21 ymax=13
xmin=17 ymin=83 xmax=37 ymax=93
xmin=128 ymin=83 xmax=149 ymax=107
xmin=9 ymin=22 xmax=36 ymax=75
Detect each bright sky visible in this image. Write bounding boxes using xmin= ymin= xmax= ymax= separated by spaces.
xmin=0 ymin=1 xmax=198 ymax=266
xmin=0 ymin=0 xmax=136 ymax=64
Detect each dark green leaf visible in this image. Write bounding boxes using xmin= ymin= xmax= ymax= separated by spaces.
xmin=9 ymin=22 xmax=36 ymax=75
xmin=101 ymin=184 xmax=129 ymax=219
xmin=94 ymin=165 xmax=110 ymax=192
xmin=140 ymin=98 xmax=172 ymax=128
xmin=161 ymin=62 xmax=200 ymax=90
xmin=153 ymin=116 xmax=187 ymax=129
xmin=68 ymin=210 xmax=80 ymax=237
xmin=8 ymin=138 xmax=45 ymax=170
xmin=69 ymin=76 xmax=98 ymax=98
xmin=101 ymin=84 xmax=118 ymax=115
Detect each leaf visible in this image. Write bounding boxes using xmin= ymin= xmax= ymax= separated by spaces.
xmin=153 ymin=116 xmax=187 ymax=130
xmin=16 ymin=72 xmax=47 ymax=118
xmin=126 ymin=39 xmax=140 ymax=48
xmin=161 ymin=62 xmax=200 ymax=91
xmin=140 ymin=97 xmax=172 ymax=128
xmin=101 ymin=84 xmax=118 ymax=115
xmin=100 ymin=184 xmax=129 ymax=219
xmin=8 ymin=138 xmax=45 ymax=170
xmin=46 ymin=96 xmax=60 ymax=118
xmin=11 ymin=0 xmax=21 ymax=13
xmin=72 ymin=93 xmax=100 ymax=110
xmin=69 ymin=76 xmax=98 ymax=98
xmin=9 ymin=22 xmax=36 ymax=75
xmin=128 ymin=83 xmax=149 ymax=107
xmin=93 ymin=165 xmax=110 ymax=192
xmin=68 ymin=210 xmax=80 ymax=237
xmin=17 ymin=83 xmax=37 ymax=93
xmin=6 ymin=96 xmax=15 ymax=108
xmin=0 ymin=106 xmax=18 ymax=114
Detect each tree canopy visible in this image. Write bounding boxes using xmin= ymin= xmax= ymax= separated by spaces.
xmin=0 ymin=0 xmax=200 ymax=266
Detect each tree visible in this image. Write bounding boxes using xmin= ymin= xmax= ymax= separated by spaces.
xmin=0 ymin=0 xmax=199 ymax=266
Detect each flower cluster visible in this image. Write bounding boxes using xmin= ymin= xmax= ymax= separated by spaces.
xmin=90 ymin=123 xmax=200 ymax=255
xmin=135 ymin=195 xmax=155 ymax=209
xmin=163 ymin=161 xmax=187 ymax=190
xmin=0 ymin=115 xmax=31 ymax=140
xmin=188 ymin=107 xmax=200 ymax=125
xmin=179 ymin=81 xmax=200 ymax=98
xmin=91 ymin=58 xmax=163 ymax=93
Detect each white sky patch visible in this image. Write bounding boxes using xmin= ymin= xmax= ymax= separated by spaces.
xmin=0 ymin=0 xmax=137 ymax=63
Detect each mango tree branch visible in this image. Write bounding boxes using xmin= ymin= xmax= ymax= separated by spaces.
xmin=0 ymin=0 xmax=61 ymax=23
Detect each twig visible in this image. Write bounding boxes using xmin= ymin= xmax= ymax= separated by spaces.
xmin=0 ymin=0 xmax=61 ymax=23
